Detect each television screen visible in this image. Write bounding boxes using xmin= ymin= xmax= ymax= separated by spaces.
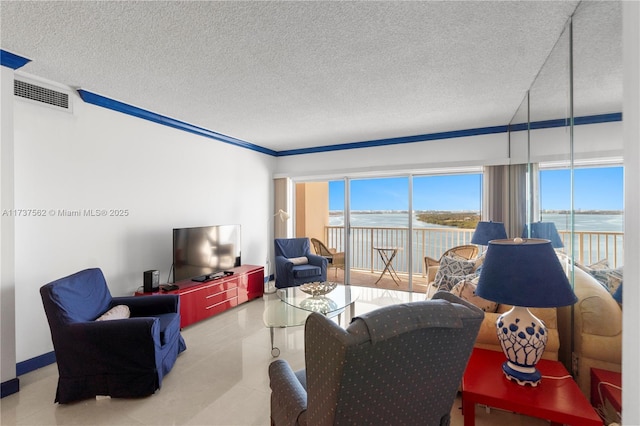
xmin=172 ymin=225 xmax=241 ymax=282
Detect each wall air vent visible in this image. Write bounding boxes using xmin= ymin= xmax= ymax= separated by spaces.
xmin=14 ymin=79 xmax=71 ymax=111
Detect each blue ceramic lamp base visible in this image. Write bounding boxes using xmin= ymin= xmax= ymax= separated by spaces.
xmin=502 ymin=361 xmax=542 ymax=386
xmin=496 ymin=306 xmax=548 ymax=387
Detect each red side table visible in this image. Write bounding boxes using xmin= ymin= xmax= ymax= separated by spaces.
xmin=462 ymin=348 xmax=602 ymax=426
xmin=591 ymin=368 xmax=622 ymax=422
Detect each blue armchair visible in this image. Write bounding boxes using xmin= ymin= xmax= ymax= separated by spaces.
xmin=274 ymin=238 xmax=327 ymax=288
xmin=39 ymin=268 xmax=187 ymax=403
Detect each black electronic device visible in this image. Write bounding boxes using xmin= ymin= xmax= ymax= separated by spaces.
xmin=191 ymin=271 xmax=226 ymax=283
xmin=143 ymin=270 xmax=160 ymax=293
xmin=160 ymin=284 xmax=179 ymax=292
xmin=172 ymin=224 xmax=241 ymax=282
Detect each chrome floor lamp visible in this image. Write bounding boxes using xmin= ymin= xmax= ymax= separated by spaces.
xmin=265 ymin=209 xmax=290 ymax=294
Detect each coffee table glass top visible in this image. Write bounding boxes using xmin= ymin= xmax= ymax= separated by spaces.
xmin=277 ymin=283 xmax=360 ymax=315
xmin=263 ymin=298 xmax=312 ymax=329
xmin=263 ymin=283 xmax=360 ymax=357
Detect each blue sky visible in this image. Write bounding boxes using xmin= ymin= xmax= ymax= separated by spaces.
xmin=541 ymin=167 xmax=624 ymax=211
xmin=329 ymin=175 xmax=482 ymax=211
xmin=329 ymin=167 xmax=623 ymax=211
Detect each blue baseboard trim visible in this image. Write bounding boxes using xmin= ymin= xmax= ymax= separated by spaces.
xmin=0 ymin=351 xmax=55 ymax=398
xmin=16 ymin=351 xmax=56 ymax=376
xmin=1 ymin=378 xmax=20 ymax=398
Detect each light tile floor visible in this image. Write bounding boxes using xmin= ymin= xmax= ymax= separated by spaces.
xmin=1 ymin=289 xmax=549 ymax=425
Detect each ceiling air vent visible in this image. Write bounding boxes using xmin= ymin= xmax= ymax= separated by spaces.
xmin=14 ymin=79 xmax=70 ymax=111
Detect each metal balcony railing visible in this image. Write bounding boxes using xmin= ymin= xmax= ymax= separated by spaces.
xmin=324 ymin=226 xmax=624 ymax=275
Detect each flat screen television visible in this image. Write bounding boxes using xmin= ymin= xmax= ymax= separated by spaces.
xmin=172 ymin=224 xmax=241 ymax=282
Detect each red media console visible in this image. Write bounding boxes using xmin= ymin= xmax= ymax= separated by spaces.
xmin=135 ymin=265 xmax=264 ymax=328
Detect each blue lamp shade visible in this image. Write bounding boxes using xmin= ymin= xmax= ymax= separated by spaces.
xmin=475 ymin=238 xmax=576 ymax=308
xmin=475 ymin=238 xmax=577 ymax=386
xmin=471 ymin=221 xmax=508 ymax=245
xmin=522 ymin=222 xmax=564 ymax=248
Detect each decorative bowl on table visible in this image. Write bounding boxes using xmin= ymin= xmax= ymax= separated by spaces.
xmin=299 ymin=296 xmax=338 ymax=314
xmin=299 ymin=281 xmax=337 ymax=297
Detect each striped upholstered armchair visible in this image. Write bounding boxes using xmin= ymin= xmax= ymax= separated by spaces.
xmin=268 ymin=291 xmax=484 ymax=425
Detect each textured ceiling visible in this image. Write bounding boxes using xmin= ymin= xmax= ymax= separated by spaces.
xmin=0 ymin=1 xmax=621 ymax=152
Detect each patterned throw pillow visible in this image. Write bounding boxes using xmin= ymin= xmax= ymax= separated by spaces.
xmin=96 ymin=305 xmax=130 ymax=321
xmin=589 ymin=259 xmax=610 ymax=270
xmin=434 ymin=255 xmax=476 ymax=291
xmin=450 ymin=280 xmax=498 ymax=312
xmin=473 ymin=254 xmax=485 ymax=274
xmin=605 ymin=267 xmax=623 ymax=296
xmin=438 ymin=273 xmax=478 ymax=292
xmin=587 ymin=260 xmax=623 ymax=297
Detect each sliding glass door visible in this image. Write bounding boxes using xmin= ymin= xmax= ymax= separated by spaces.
xmin=347 ymin=177 xmax=410 ymax=291
xmin=295 ymin=172 xmax=482 ymax=293
xmin=540 ymin=165 xmax=624 ymax=268
xmin=412 ymin=173 xmax=482 ymax=289
xmin=326 ymin=180 xmax=346 ymax=284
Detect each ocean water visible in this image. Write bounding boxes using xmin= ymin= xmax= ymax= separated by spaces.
xmin=328 ymin=212 xmax=624 ymax=271
xmin=330 ymin=213 xmax=451 ymax=229
xmin=541 ymin=213 xmax=623 ymax=233
xmin=329 ymin=212 xmax=624 ymax=232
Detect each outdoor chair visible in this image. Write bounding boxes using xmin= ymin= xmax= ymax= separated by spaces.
xmin=310 ymin=237 xmax=345 ymax=279
xmin=268 ymin=291 xmax=484 ymax=425
xmin=424 ymin=244 xmax=479 ymax=273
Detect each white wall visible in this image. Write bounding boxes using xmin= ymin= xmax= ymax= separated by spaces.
xmin=622 ymin=1 xmax=639 ymax=422
xmin=1 ymin=66 xmax=17 ymax=385
xmin=12 ymin=83 xmax=275 ymax=362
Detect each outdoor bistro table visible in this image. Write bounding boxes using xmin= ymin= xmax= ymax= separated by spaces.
xmin=372 ymin=246 xmax=402 ymax=286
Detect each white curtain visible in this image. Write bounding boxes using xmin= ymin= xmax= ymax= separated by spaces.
xmin=483 ymin=163 xmax=538 ymax=238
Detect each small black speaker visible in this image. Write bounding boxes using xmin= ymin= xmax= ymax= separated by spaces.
xmin=143 ymin=270 xmax=160 ymax=293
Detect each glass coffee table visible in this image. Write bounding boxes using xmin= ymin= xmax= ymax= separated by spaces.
xmin=263 ymin=283 xmax=360 ymax=357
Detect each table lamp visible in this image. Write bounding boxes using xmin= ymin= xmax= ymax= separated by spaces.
xmin=471 ymin=221 xmax=508 ymax=247
xmin=475 ymin=238 xmax=577 ymax=386
xmin=522 ymin=221 xmax=564 ymax=248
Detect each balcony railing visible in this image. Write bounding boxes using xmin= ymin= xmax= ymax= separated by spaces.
xmin=558 ymin=230 xmax=624 ymax=268
xmin=324 ymin=226 xmax=624 ymax=275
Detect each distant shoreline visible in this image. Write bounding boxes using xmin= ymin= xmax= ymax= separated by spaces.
xmin=329 ymin=210 xmax=624 ymax=215
xmin=328 ymin=211 xmax=623 ymax=233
